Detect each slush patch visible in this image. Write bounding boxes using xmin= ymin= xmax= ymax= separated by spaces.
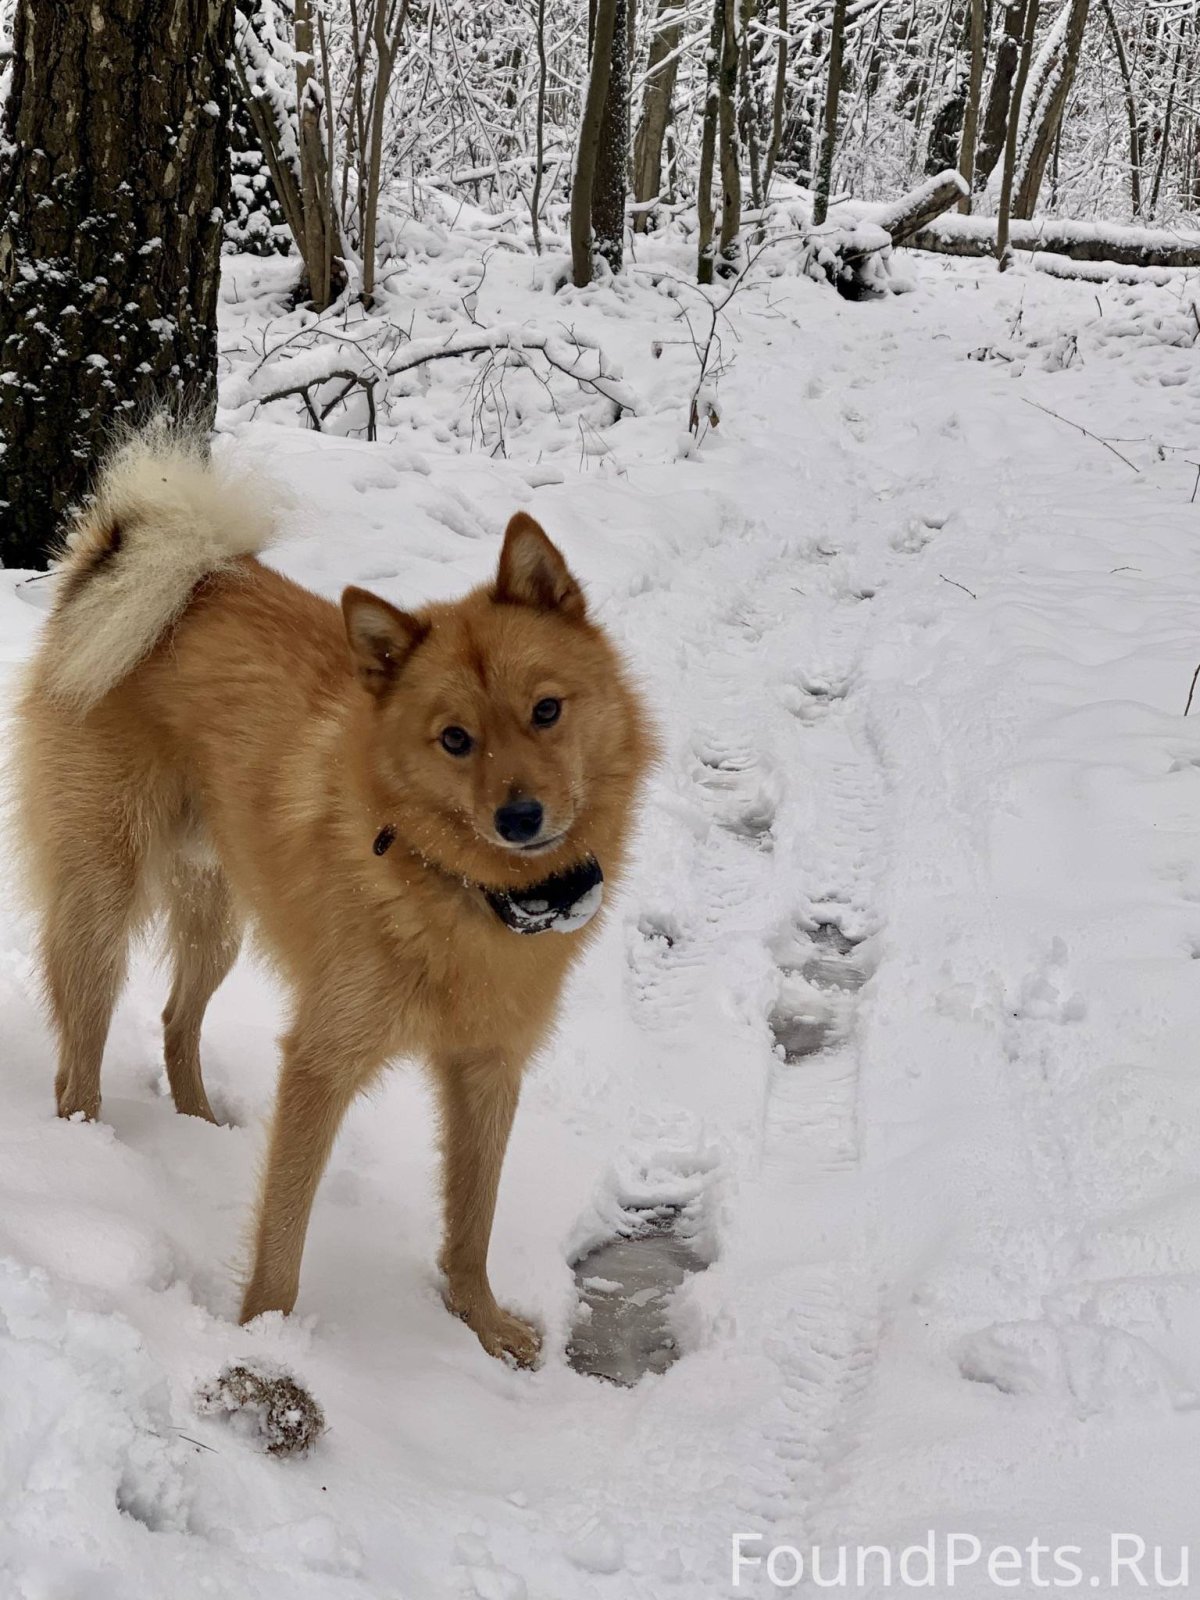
xmin=567 ymin=1219 xmax=707 ymax=1385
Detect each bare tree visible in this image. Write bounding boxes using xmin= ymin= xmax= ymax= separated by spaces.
xmin=696 ymin=0 xmax=723 ymax=283
xmin=571 ymin=0 xmax=620 ymax=285
xmin=812 ymin=0 xmax=848 ymax=226
xmin=236 ymin=0 xmax=344 ymax=309
xmin=294 ymin=0 xmax=344 ymax=308
xmin=1107 ymin=0 xmax=1139 ymax=212
xmin=0 ymin=0 xmax=234 ymax=567
xmin=996 ymin=0 xmax=1039 ymax=268
xmin=975 ymin=0 xmax=1025 ymax=190
xmin=529 ymin=0 xmax=549 ymax=250
xmin=1014 ymin=0 xmax=1091 ymax=218
xmin=958 ymin=0 xmax=986 ymax=210
xmin=717 ymin=0 xmax=744 ymax=268
xmin=764 ymin=0 xmax=789 ymax=192
xmin=593 ymin=0 xmax=630 ymax=270
xmin=358 ymin=0 xmax=411 ymax=306
xmin=632 ymin=0 xmax=684 ymax=232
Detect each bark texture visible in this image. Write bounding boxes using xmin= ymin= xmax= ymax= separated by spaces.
xmin=1013 ymin=0 xmax=1091 ymax=219
xmin=996 ymin=0 xmax=1039 ymax=267
xmin=975 ymin=1 xmax=1024 ymax=189
xmin=958 ymin=0 xmax=986 ymax=210
xmin=812 ymin=0 xmax=847 ymax=226
xmin=571 ymin=0 xmax=619 ymax=285
xmin=0 ymin=0 xmax=234 ymax=568
xmin=632 ymin=0 xmax=683 ymax=231
xmin=591 ymin=0 xmax=629 ymax=271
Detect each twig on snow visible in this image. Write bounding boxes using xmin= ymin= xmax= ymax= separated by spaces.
xmin=939 ymin=574 xmax=977 ymax=599
xmin=1020 ymin=396 xmax=1142 ymax=474
xmin=1186 ymin=663 xmax=1200 ymax=716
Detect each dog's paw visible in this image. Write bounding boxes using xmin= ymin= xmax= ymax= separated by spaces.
xmin=446 ymin=1285 xmax=542 ymax=1368
xmin=476 ymin=1307 xmax=543 ymax=1369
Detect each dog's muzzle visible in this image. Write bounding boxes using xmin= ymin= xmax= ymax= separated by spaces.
xmin=485 ymin=856 xmax=604 ymax=935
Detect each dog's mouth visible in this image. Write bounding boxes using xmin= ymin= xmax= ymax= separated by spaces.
xmin=511 ymin=831 xmax=567 ymax=855
xmin=480 ymin=827 xmax=570 ymax=856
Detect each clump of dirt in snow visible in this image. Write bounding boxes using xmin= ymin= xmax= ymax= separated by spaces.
xmin=196 ymin=1362 xmax=325 ymax=1458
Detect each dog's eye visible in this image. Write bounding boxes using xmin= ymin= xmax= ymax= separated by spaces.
xmin=440 ymin=725 xmax=473 ymax=756
xmin=532 ymin=697 xmax=561 ymax=728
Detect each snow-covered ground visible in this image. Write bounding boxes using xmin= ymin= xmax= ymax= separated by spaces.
xmin=4 ymin=236 xmax=1200 ymax=1597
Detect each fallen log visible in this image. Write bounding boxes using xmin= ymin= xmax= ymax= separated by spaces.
xmin=906 ymin=212 xmax=1200 ymax=269
xmin=818 ymin=169 xmax=969 ymax=297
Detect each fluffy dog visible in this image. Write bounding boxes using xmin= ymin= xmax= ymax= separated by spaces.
xmin=13 ymin=426 xmax=652 ymax=1363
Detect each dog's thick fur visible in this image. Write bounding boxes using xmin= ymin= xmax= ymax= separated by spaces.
xmin=14 ymin=426 xmax=652 ymax=1363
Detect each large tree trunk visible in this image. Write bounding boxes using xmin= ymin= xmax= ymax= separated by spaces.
xmin=975 ymin=1 xmax=1024 ymax=189
xmin=592 ymin=0 xmax=629 ymax=272
xmin=0 ymin=0 xmax=234 ymax=569
xmin=958 ymin=0 xmax=986 ymax=210
xmin=763 ymin=0 xmax=789 ymax=192
xmin=632 ymin=0 xmax=684 ymax=232
xmin=1013 ymin=0 xmax=1091 ymax=218
xmin=571 ymin=0 xmax=619 ymax=286
xmin=996 ymin=0 xmax=1039 ymax=268
xmin=716 ymin=0 xmax=743 ymax=268
xmin=695 ymin=0 xmax=722 ymax=284
xmin=812 ymin=0 xmax=847 ymax=226
xmin=1100 ymin=0 xmax=1141 ymax=216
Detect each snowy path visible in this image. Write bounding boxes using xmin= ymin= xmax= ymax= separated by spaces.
xmin=5 ymin=253 xmax=1200 ymax=1596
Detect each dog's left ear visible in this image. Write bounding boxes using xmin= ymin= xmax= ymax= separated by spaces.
xmin=494 ymin=513 xmax=586 ymax=621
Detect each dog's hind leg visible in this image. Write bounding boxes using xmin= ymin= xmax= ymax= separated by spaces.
xmin=162 ymin=862 xmax=242 ymax=1122
xmin=40 ymin=841 xmax=141 ymax=1122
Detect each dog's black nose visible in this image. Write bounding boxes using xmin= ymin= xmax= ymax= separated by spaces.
xmin=495 ymin=798 xmax=544 ymax=844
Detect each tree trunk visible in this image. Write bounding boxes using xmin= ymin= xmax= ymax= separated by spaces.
xmin=764 ymin=0 xmax=789 ymax=192
xmin=571 ymin=0 xmax=619 ymax=286
xmin=632 ymin=0 xmax=684 ymax=231
xmin=975 ymin=1 xmax=1024 ymax=189
xmin=695 ymin=0 xmax=722 ymax=283
xmin=716 ymin=0 xmax=743 ymax=268
xmin=592 ymin=0 xmax=629 ymax=271
xmin=293 ymin=0 xmax=342 ymax=309
xmin=737 ymin=0 xmax=763 ymax=215
xmin=1013 ymin=0 xmax=1090 ymax=218
xmin=996 ymin=0 xmax=1039 ymax=268
xmin=958 ymin=0 xmax=986 ymax=210
xmin=1149 ymin=22 xmax=1185 ymax=217
xmin=530 ymin=0 xmax=548 ymax=250
xmin=812 ymin=0 xmax=847 ymax=226
xmin=0 ymin=0 xmax=234 ymax=569
xmin=1100 ymin=0 xmax=1141 ymax=215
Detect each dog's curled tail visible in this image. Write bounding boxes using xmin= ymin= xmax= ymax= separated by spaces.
xmin=42 ymin=420 xmax=276 ymax=713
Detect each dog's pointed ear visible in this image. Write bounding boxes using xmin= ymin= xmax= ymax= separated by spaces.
xmin=494 ymin=513 xmax=586 ymax=621
xmin=342 ymin=587 xmax=428 ymax=693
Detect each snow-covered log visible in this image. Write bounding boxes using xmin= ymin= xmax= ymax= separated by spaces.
xmin=818 ymin=170 xmax=969 ymax=298
xmin=906 ymin=213 xmax=1200 ymax=269
xmin=870 ymin=170 xmax=971 ymax=249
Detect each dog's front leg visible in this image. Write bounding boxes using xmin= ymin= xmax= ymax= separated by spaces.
xmin=433 ymin=1048 xmax=541 ymax=1367
xmin=240 ymin=1039 xmax=373 ymax=1325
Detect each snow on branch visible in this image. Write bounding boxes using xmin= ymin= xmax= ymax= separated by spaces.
xmin=227 ymin=318 xmax=638 ymax=440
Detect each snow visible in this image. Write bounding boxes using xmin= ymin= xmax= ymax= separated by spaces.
xmin=5 ymin=235 xmax=1200 ymax=1594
